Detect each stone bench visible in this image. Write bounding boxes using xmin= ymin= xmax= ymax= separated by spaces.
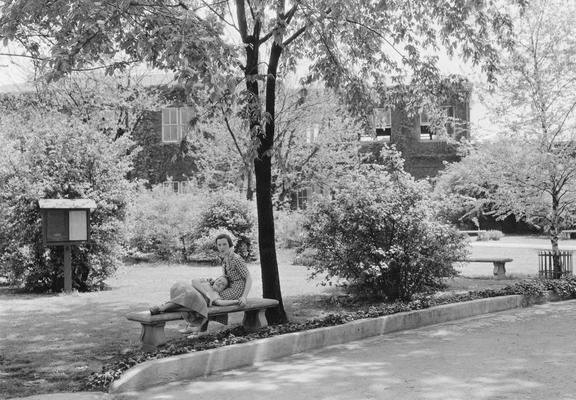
xmin=455 ymin=258 xmax=513 ymax=279
xmin=126 ymin=298 xmax=279 ymax=351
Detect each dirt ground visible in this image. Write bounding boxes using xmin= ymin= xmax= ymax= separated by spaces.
xmin=0 ymin=239 xmax=554 ymax=399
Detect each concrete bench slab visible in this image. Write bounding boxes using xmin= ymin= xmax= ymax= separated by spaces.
xmin=455 ymin=258 xmax=514 ymax=279
xmin=126 ymin=298 xmax=279 ymax=352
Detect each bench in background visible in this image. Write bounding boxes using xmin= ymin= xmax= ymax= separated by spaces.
xmin=460 ymin=230 xmax=487 ymax=237
xmin=455 ymin=258 xmax=513 ymax=279
xmin=126 ymin=298 xmax=279 ymax=351
xmin=560 ymin=230 xmax=576 ymax=240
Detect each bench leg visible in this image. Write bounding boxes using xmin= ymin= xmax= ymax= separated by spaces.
xmin=140 ymin=322 xmax=166 ymax=352
xmin=242 ymin=309 xmax=268 ymax=332
xmin=493 ymin=262 xmax=506 ymax=280
xmin=208 ymin=314 xmax=228 ymax=329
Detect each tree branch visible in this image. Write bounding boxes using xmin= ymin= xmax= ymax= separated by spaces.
xmin=200 ymin=0 xmax=240 ymax=34
xmin=236 ymin=0 xmax=249 ymax=42
xmin=283 ymin=26 xmax=306 ymax=47
xmin=221 ymin=106 xmax=247 ymax=161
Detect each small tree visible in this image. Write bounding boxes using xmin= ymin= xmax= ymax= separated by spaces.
xmin=302 ymin=148 xmax=469 ymax=301
xmin=475 ymin=0 xmax=576 ymax=277
xmin=0 ymin=110 xmax=136 ymax=291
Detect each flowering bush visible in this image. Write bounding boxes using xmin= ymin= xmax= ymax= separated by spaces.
xmin=301 ymin=149 xmax=469 ymax=301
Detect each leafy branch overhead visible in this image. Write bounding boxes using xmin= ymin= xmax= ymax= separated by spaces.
xmin=1 ymin=1 xmax=523 ymax=121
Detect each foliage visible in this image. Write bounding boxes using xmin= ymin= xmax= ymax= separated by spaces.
xmin=476 ymin=0 xmax=576 ymax=276
xmin=271 ymin=88 xmax=363 ymax=207
xmin=189 ymin=87 xmax=364 ymax=203
xmin=124 ymin=185 xmax=206 ymax=261
xmin=194 ymin=191 xmax=256 ymax=261
xmin=274 ymin=209 xmax=306 ymax=248
xmin=432 ymin=142 xmax=499 ymax=229
xmin=124 ymin=186 xmax=255 ymax=261
xmin=477 ymin=230 xmax=503 ymax=241
xmin=0 ymin=110 xmax=136 ymax=292
xmin=301 ymin=148 xmax=469 ymax=301
xmin=192 ymin=227 xmax=239 ymax=264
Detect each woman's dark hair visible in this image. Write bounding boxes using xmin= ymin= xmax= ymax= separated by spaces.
xmin=215 ymin=233 xmax=233 ymax=247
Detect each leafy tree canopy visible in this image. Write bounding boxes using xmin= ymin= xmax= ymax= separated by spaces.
xmin=1 ymin=0 xmax=523 ymax=120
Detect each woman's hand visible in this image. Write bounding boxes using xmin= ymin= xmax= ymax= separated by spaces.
xmin=238 ymin=296 xmax=247 ymax=306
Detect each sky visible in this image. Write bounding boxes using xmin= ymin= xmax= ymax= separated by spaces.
xmin=0 ymin=49 xmax=31 ymax=90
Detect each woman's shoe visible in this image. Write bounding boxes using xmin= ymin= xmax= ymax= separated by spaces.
xmin=149 ymin=305 xmax=162 ymax=315
xmin=186 ymin=331 xmax=209 ymax=339
xmin=178 ymin=324 xmax=199 ymax=334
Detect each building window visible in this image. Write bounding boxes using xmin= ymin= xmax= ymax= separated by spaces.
xmin=296 ymin=188 xmax=309 ymax=210
xmin=161 ymin=107 xmax=194 ymax=143
xmin=361 ymin=108 xmax=391 ymax=141
xmin=420 ymin=106 xmax=455 ymax=141
xmin=373 ymin=108 xmax=392 ymax=141
xmin=162 ymin=181 xmax=191 ymax=194
xmin=443 ymin=106 xmax=455 ymax=137
xmin=306 ymin=124 xmax=320 ymax=144
xmin=420 ymin=109 xmax=433 ymax=140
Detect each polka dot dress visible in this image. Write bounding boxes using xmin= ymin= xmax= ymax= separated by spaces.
xmin=219 ymin=252 xmax=248 ymax=300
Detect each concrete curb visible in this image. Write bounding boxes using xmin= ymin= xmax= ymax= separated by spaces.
xmin=111 ymin=294 xmax=526 ymax=394
xmin=12 ymin=393 xmax=112 ymax=400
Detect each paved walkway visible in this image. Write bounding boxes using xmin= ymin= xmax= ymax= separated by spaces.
xmin=116 ymin=299 xmax=576 ymax=400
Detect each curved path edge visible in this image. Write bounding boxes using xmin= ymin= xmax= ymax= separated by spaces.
xmin=111 ymin=293 xmax=557 ymax=394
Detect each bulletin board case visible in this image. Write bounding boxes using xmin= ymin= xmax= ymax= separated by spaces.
xmin=38 ymin=199 xmax=96 ymax=246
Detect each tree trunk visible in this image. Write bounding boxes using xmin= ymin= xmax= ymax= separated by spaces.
xmin=240 ymin=13 xmax=286 ymax=323
xmin=550 ymin=194 xmax=562 ymax=279
xmin=256 ymin=40 xmax=287 ymax=324
xmin=245 ymin=167 xmax=254 ymax=201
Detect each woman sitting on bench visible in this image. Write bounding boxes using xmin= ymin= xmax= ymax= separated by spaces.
xmin=149 ymin=233 xmax=252 ymax=336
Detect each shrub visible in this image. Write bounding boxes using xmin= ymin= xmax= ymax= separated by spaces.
xmin=477 ymin=230 xmax=503 ymax=241
xmin=124 ymin=185 xmax=207 ymax=261
xmin=301 ymin=153 xmax=469 ymax=301
xmin=274 ymin=209 xmax=306 ymax=248
xmin=193 ymin=228 xmax=238 ymax=263
xmin=194 ymin=191 xmax=256 ymax=261
xmin=0 ymin=111 xmax=136 ymax=292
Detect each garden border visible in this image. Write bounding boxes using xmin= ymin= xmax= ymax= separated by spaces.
xmin=110 ymin=293 xmax=557 ymax=394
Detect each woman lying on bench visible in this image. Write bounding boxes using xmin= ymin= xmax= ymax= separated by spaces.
xmin=149 ymin=275 xmax=241 ymax=335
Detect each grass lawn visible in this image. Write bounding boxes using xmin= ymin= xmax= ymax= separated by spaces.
xmin=1 ymin=236 xmax=573 ymax=399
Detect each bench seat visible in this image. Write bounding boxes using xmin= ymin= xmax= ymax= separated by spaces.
xmin=126 ymin=298 xmax=279 ymax=351
xmin=455 ymin=258 xmax=513 ymax=280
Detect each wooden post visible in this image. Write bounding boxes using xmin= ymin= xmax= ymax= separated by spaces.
xmin=63 ymin=245 xmax=72 ymax=293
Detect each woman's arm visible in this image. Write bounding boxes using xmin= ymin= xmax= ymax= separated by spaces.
xmin=238 ymin=271 xmax=252 ymax=306
xmin=212 ymin=299 xmax=240 ymax=306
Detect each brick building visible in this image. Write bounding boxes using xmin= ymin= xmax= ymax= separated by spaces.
xmin=360 ymin=84 xmax=471 ymax=179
